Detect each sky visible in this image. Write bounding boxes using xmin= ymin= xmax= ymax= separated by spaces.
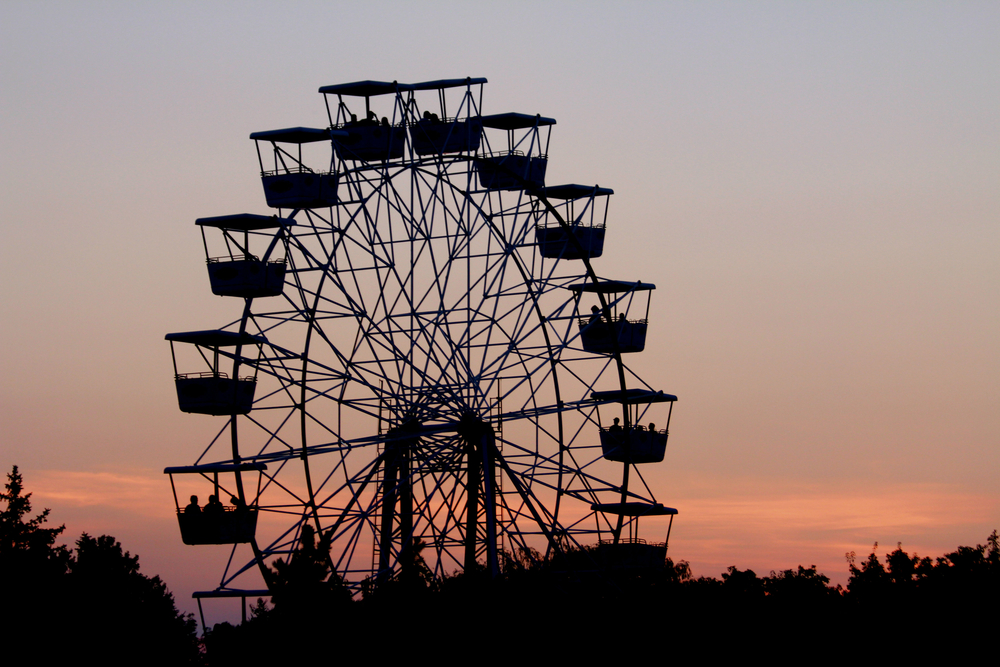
xmin=1 ymin=1 xmax=998 ymax=626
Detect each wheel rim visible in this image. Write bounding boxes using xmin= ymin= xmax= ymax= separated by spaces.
xmin=182 ymin=82 xmax=667 ymax=596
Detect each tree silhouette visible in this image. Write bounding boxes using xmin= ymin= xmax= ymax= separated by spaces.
xmin=0 ymin=464 xmax=71 ymax=575
xmin=721 ymin=565 xmax=765 ymax=600
xmin=846 ymin=541 xmax=891 ymax=601
xmin=68 ymin=533 xmax=199 ymax=660
xmin=842 ymin=536 xmax=999 ymax=653
xmin=765 ymin=565 xmax=836 ymax=603
xmin=267 ymin=523 xmax=351 ymax=617
xmin=397 ymin=537 xmax=435 ymax=592
xmin=1 ymin=466 xmax=199 ymax=663
xmin=1 ymin=465 xmax=74 ymax=658
xmin=204 ymin=523 xmax=353 ymax=665
xmin=885 ymin=542 xmax=920 ymax=588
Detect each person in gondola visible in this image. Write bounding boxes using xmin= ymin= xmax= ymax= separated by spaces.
xmin=184 ymin=495 xmax=201 ymax=514
xmin=229 ymin=495 xmax=247 ymax=512
xmin=204 ymin=494 xmax=224 ymax=514
xmin=608 ymin=418 xmax=625 ymax=454
xmin=589 ymin=305 xmax=603 ymax=325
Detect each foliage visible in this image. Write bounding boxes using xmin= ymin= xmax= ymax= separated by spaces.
xmin=204 ymin=523 xmax=353 ymax=665
xmin=845 ymin=534 xmax=1000 ymax=610
xmin=846 ymin=541 xmax=891 ymax=599
xmin=361 ymin=536 xmax=437 ymax=602
xmin=12 ymin=456 xmax=987 ymax=660
xmin=721 ymin=565 xmax=765 ymax=599
xmin=0 ymin=464 xmax=71 ymax=578
xmin=200 ymin=524 xmax=1000 ymax=659
xmin=839 ymin=535 xmax=1000 ymax=653
xmin=267 ymin=523 xmax=352 ymax=615
xmin=397 ymin=537 xmax=436 ymax=590
xmin=765 ymin=564 xmax=838 ymax=605
xmin=69 ymin=532 xmax=200 ymax=661
xmin=2 ymin=465 xmax=74 ymax=657
xmin=1 ymin=465 xmax=200 ymax=664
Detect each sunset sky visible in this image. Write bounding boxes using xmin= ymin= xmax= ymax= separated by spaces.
xmin=2 ymin=2 xmax=997 ymax=625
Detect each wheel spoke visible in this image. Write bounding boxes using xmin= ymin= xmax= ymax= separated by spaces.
xmin=168 ymin=79 xmax=674 ymax=599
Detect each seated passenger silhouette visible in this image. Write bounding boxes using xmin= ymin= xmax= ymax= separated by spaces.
xmin=609 ymin=417 xmax=623 ymax=434
xmin=589 ymin=305 xmax=603 ymax=325
xmin=230 ymin=495 xmax=248 ymax=512
xmin=204 ymin=494 xmax=224 ymax=514
xmin=648 ymin=422 xmax=656 ymax=433
xmin=184 ymin=495 xmax=201 ymax=514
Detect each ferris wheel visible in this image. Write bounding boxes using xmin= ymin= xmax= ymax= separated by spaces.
xmin=163 ymin=78 xmax=678 ymax=602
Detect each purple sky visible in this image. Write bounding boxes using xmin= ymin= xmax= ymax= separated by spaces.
xmin=2 ymin=1 xmax=997 ymax=626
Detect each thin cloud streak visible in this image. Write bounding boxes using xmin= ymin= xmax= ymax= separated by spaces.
xmin=30 ymin=469 xmax=167 ymax=518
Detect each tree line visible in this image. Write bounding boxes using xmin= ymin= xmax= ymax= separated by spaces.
xmin=4 ymin=463 xmax=996 ymax=663
xmin=207 ymin=515 xmax=999 ymax=662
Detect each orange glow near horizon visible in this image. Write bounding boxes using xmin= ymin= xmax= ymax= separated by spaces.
xmin=26 ymin=466 xmax=996 ymax=589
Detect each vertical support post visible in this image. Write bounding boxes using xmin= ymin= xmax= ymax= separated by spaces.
xmin=197 ymin=598 xmax=206 ymax=637
xmin=377 ymin=444 xmax=398 ymax=582
xmin=464 ymin=429 xmax=480 ymax=573
xmin=481 ymin=428 xmax=499 ymax=578
xmin=379 ymin=425 xmax=416 ymax=583
xmin=613 ymin=401 xmax=631 ymax=546
xmin=461 ymin=417 xmax=499 ymax=577
xmin=398 ymin=436 xmax=413 ymax=573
